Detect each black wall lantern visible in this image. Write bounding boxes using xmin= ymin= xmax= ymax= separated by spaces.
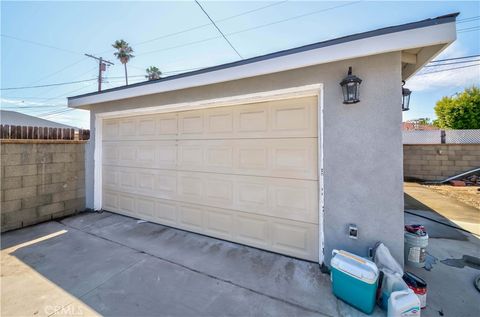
xmin=402 ymin=80 xmax=411 ymax=111
xmin=340 ymin=66 xmax=362 ymax=104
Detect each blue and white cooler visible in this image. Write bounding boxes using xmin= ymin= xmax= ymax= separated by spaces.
xmin=331 ymin=250 xmax=380 ymax=314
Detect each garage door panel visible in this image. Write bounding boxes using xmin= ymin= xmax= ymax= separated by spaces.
xmin=205 ymin=108 xmax=234 ymax=135
xmin=178 ymin=203 xmax=204 ymax=231
xmin=176 ymin=138 xmax=317 ymax=179
xmin=102 ymin=95 xmax=319 ymax=261
xmin=271 ymin=102 xmax=315 ymax=134
xmin=104 ymin=113 xmax=179 ymax=141
xmin=153 ymin=171 xmax=177 ymax=199
xmin=179 ymin=111 xmax=204 ymax=135
xmin=177 ymin=174 xmax=204 ymax=202
xmin=204 ymin=176 xmax=234 ymax=205
xmin=104 ymin=167 xmax=317 ymax=223
xmin=103 ymin=141 xmax=177 ymax=169
xmin=136 ymin=197 xmax=155 ymax=218
xmin=158 ymin=114 xmax=178 ymax=138
xmin=271 ymin=220 xmax=318 ymax=259
xmin=235 ymin=104 xmax=268 ymax=134
xmin=103 ymin=190 xmax=118 ymax=210
xmin=119 ymin=118 xmax=136 ymax=137
xmin=155 ymin=200 xmax=178 ymax=225
xmin=204 ymin=209 xmax=235 ymax=240
xmin=236 ymin=214 xmax=269 ymax=248
xmin=118 ymin=194 xmax=135 ymax=214
xmin=104 ymin=120 xmax=119 ymax=139
xmin=138 ymin=117 xmax=156 ymax=136
xmin=102 ymin=96 xmax=317 ymax=141
xmin=102 ymin=190 xmax=317 ymax=260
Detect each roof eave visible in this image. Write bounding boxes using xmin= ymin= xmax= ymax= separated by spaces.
xmin=68 ymin=13 xmax=458 ymax=109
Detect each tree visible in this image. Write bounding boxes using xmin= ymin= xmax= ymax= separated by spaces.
xmin=112 ymin=40 xmax=134 ymax=85
xmin=412 ymin=118 xmax=432 ymax=126
xmin=145 ymin=66 xmax=162 ymax=81
xmin=434 ymin=86 xmax=480 ymax=129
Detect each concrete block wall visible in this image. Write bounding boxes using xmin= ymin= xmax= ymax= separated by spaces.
xmin=404 ymin=144 xmax=480 ymax=181
xmin=1 ymin=141 xmax=86 ymax=232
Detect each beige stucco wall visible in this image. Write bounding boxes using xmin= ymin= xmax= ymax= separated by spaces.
xmin=85 ymin=51 xmax=404 ymax=265
xmin=1 ymin=141 xmax=86 ymax=232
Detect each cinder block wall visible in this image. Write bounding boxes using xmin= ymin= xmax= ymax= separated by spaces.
xmin=404 ymin=144 xmax=480 ymax=181
xmin=1 ymin=141 xmax=86 ymax=232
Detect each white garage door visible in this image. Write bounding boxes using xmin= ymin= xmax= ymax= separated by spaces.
xmin=101 ymin=96 xmax=319 ymax=261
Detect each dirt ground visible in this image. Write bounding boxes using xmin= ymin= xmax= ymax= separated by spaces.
xmin=425 ymin=184 xmax=480 ymax=210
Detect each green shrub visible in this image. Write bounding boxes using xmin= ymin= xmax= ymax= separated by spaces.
xmin=434 ymin=86 xmax=480 ymax=129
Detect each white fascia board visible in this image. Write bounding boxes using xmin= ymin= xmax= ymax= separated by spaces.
xmin=69 ymin=21 xmax=456 ymax=108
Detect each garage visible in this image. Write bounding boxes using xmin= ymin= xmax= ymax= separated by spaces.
xmin=101 ymin=96 xmax=320 ymax=261
xmin=69 ymin=13 xmax=457 ymax=266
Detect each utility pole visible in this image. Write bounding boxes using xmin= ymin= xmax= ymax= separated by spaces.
xmin=85 ymin=54 xmax=114 ymax=92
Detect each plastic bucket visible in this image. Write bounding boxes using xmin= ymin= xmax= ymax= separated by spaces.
xmin=404 ymin=232 xmax=428 ymax=267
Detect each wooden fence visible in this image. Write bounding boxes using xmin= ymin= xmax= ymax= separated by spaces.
xmin=0 ymin=125 xmax=90 ymax=140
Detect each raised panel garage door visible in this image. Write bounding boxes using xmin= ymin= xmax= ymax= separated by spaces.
xmin=102 ymin=96 xmax=319 ymax=261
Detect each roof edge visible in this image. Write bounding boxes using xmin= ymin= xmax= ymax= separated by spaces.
xmin=68 ymin=12 xmax=459 ymax=103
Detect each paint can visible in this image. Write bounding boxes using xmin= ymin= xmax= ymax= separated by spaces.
xmin=404 ymin=225 xmax=428 ymax=268
xmin=403 ymin=272 xmax=427 ymax=309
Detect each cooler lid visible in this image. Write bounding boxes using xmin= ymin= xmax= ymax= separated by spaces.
xmin=331 ymin=250 xmax=379 ymax=284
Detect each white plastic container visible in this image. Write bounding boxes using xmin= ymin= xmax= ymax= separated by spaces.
xmin=387 ymin=289 xmax=421 ymax=317
xmin=380 ymin=273 xmax=407 ymax=309
xmin=404 ymin=232 xmax=428 ymax=267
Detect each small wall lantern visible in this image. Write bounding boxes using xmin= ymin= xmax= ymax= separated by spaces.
xmin=340 ymin=66 xmax=362 ymax=104
xmin=402 ymin=80 xmax=411 ymax=111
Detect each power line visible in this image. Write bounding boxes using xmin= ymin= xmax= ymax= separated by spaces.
xmin=226 ymin=1 xmax=362 ymax=37
xmin=106 ymin=1 xmax=288 ymax=50
xmin=418 ymin=63 xmax=480 ymax=75
xmin=457 ymin=15 xmax=480 ymax=23
xmin=28 ymin=66 xmax=98 ymax=102
xmin=0 ymin=105 xmax=64 ymax=109
xmin=429 ymin=54 xmax=480 ymax=63
xmin=28 ymin=58 xmax=89 ymax=86
xmin=194 ymin=0 xmax=243 ymax=59
xmin=1 ymin=34 xmax=82 ymax=55
xmin=140 ymin=35 xmax=220 ymax=56
xmin=458 ymin=28 xmax=480 ymax=34
xmin=39 ymin=108 xmax=76 ymax=118
xmin=1 ymin=78 xmax=97 ymax=91
xmin=425 ymin=59 xmax=480 ymax=67
xmin=215 ymin=1 xmax=288 ymax=23
xmin=0 ymin=96 xmax=65 ymax=100
xmin=137 ymin=1 xmax=362 ymax=57
xmin=458 ymin=26 xmax=480 ymax=32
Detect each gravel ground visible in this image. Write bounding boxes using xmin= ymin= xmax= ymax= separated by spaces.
xmin=425 ymin=184 xmax=480 ymax=210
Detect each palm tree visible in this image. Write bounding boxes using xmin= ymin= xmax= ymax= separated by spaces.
xmin=145 ymin=66 xmax=162 ymax=81
xmin=112 ymin=39 xmax=134 ymax=85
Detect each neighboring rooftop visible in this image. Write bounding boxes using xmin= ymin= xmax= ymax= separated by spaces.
xmin=0 ymin=110 xmax=77 ymax=129
xmin=68 ymin=13 xmax=458 ymax=108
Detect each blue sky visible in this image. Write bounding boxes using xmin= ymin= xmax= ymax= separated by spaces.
xmin=1 ymin=1 xmax=479 ymax=128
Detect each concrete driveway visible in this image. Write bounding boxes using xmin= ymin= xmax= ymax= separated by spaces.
xmin=1 ymin=211 xmax=384 ymax=317
xmin=404 ymin=183 xmax=480 ymax=317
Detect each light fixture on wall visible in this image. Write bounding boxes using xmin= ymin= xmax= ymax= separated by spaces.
xmin=340 ymin=66 xmax=362 ymax=104
xmin=402 ymin=80 xmax=412 ymax=111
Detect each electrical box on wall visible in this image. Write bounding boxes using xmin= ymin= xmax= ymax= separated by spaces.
xmin=349 ymin=224 xmax=358 ymax=239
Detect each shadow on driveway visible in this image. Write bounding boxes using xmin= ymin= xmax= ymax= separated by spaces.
xmin=1 ymin=212 xmax=343 ymax=317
